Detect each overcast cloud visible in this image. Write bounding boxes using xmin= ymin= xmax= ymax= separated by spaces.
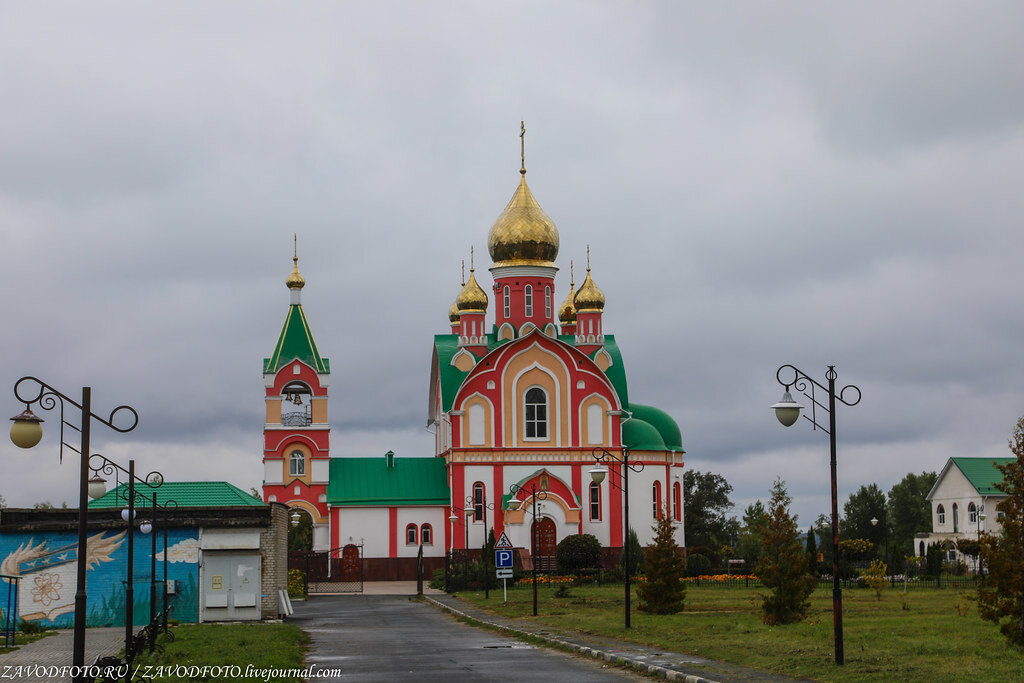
xmin=2 ymin=1 xmax=1022 ymax=529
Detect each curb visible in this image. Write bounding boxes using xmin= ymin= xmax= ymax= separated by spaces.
xmin=423 ymin=595 xmax=718 ymax=683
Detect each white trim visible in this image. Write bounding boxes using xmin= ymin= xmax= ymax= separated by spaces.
xmin=520 ymin=322 xmax=538 ymax=336
xmin=522 ymin=384 xmax=550 ymax=442
xmin=490 ymin=265 xmax=558 ymax=279
xmin=505 ymin=344 xmax=569 ymax=447
xmin=459 ymin=392 xmax=495 ymax=448
xmin=497 ymin=322 xmax=515 ymax=341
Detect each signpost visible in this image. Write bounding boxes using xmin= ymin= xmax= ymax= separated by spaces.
xmin=494 ymin=534 xmax=514 ymax=602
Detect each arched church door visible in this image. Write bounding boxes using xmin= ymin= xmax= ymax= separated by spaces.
xmin=531 ymin=518 xmax=557 ymax=570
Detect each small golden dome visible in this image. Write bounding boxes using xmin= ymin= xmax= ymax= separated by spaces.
xmin=487 ymin=174 xmax=559 ymax=267
xmin=575 ymin=268 xmax=605 ymax=312
xmin=559 ymin=265 xmax=576 ymax=324
xmin=448 ymin=300 xmax=460 ymax=323
xmin=286 ymin=256 xmax=306 ymax=290
xmin=455 ymin=269 xmax=488 ymax=311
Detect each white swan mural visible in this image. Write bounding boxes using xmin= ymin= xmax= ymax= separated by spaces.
xmin=1 ymin=531 xmax=126 ymax=623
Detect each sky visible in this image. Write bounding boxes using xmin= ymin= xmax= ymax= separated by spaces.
xmin=2 ymin=2 xmax=1023 ymax=530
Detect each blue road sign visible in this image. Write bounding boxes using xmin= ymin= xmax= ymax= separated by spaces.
xmin=495 ymin=549 xmax=514 ymax=568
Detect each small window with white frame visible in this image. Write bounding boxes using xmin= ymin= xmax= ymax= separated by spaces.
xmin=421 ymin=524 xmax=433 ymax=545
xmin=937 ymin=504 xmax=945 ymax=525
xmin=589 ymin=481 xmax=601 ymax=521
xmin=406 ymin=524 xmax=418 ymax=545
xmin=525 ymin=285 xmax=533 ymax=317
xmin=289 ymin=449 xmax=305 ymax=477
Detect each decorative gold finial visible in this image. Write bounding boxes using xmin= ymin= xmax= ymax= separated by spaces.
xmin=286 ymin=234 xmax=306 ymax=290
xmin=520 ymin=121 xmax=526 ymax=175
xmin=570 ymin=260 xmax=574 ymax=287
xmin=461 ymin=260 xmax=465 ymax=286
xmin=586 ymin=245 xmax=591 ymax=271
xmin=558 ymin=259 xmax=577 ymax=324
xmin=470 ymin=245 xmax=475 ymax=271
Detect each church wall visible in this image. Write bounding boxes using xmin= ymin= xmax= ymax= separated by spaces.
xmin=395 ymin=507 xmax=446 ymax=558
xmin=335 ymin=508 xmax=386 ymax=553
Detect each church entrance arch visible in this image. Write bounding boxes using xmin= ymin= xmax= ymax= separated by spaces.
xmin=531 ymin=517 xmax=557 ymax=571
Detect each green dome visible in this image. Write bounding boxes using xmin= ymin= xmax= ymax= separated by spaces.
xmin=628 ymin=403 xmax=682 ymax=451
xmin=622 ymin=418 xmax=666 ymax=451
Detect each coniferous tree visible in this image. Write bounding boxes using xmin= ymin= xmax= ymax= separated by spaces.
xmin=979 ymin=416 xmax=1024 ymax=648
xmin=619 ymin=527 xmax=644 ymax=577
xmin=756 ymin=478 xmax=817 ymax=625
xmin=637 ymin=508 xmax=685 ymax=614
xmin=805 ymin=525 xmax=818 ymax=575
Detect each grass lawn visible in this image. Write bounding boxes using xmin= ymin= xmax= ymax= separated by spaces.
xmin=132 ymin=623 xmax=308 ymax=682
xmin=455 ymin=582 xmax=1024 ymax=682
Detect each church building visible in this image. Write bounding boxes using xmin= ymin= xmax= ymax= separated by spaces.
xmin=262 ymin=140 xmax=686 ymax=578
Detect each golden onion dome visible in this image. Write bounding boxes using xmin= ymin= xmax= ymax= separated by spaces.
xmin=487 ymin=174 xmax=559 ymax=267
xmin=455 ymin=269 xmax=488 ymax=311
xmin=574 ymin=268 xmax=605 ymax=312
xmin=286 ymin=255 xmax=306 ymax=290
xmin=448 ymin=299 xmax=460 ymax=323
xmin=558 ymin=266 xmax=577 ymax=323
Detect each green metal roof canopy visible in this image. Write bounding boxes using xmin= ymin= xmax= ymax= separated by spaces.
xmin=89 ymin=481 xmax=266 ymax=508
xmin=328 ymin=455 xmax=450 ymax=506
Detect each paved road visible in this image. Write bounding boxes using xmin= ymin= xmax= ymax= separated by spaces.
xmin=291 ymin=594 xmax=641 ymax=682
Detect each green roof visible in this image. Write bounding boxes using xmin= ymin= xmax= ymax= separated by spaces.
xmin=89 ymin=481 xmax=266 ymax=508
xmin=264 ymin=304 xmax=329 ymax=375
xmin=951 ymin=457 xmax=1017 ymax=495
xmin=328 ymin=456 xmax=450 ymax=506
xmin=622 ymin=417 xmax=666 ymax=451
xmin=627 ymin=403 xmax=682 ymax=451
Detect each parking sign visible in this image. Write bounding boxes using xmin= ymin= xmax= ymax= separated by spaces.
xmin=495 ymin=549 xmax=514 ymax=568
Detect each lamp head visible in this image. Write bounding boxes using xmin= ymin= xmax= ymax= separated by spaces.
xmin=448 ymin=513 xmax=458 ymax=523
xmin=771 ymin=389 xmax=804 ymax=427
xmin=589 ymin=466 xmax=608 ymax=484
xmin=140 ymin=520 xmax=153 ymax=535
xmin=290 ymin=510 xmax=301 ymax=527
xmin=870 ymin=517 xmax=879 ymax=526
xmin=9 ymin=407 xmax=44 ymax=449
xmin=87 ymin=474 xmax=107 ymax=500
xmin=121 ymin=507 xmax=134 ymax=523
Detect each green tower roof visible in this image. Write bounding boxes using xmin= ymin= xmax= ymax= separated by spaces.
xmin=264 ymin=304 xmax=329 ymax=375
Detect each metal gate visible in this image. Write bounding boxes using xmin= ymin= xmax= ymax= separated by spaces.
xmin=304 ymin=543 xmax=363 ymax=593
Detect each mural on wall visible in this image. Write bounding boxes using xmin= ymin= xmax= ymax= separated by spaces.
xmin=0 ymin=528 xmax=199 ymax=628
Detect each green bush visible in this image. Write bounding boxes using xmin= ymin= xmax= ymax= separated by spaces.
xmin=686 ymin=553 xmax=711 ymax=576
xmin=556 ymin=534 xmax=602 ymax=574
xmin=18 ymin=620 xmax=45 ymax=635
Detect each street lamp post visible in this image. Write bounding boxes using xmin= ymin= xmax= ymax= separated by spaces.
xmin=590 ymin=445 xmax=643 ymax=629
xmin=508 ymin=482 xmax=547 ymax=617
xmin=870 ymin=509 xmax=893 ymax=588
xmin=9 ymin=377 xmax=138 ymax=682
xmin=88 ymin=454 xmax=167 ymax=663
xmin=976 ymin=505 xmax=986 ymax=577
xmin=772 ymin=365 xmax=861 ymax=666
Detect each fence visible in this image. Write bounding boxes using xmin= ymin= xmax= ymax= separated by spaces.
xmin=1 ymin=574 xmax=17 ymax=648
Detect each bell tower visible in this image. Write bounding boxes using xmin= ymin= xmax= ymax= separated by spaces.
xmin=262 ymin=239 xmax=331 ymax=551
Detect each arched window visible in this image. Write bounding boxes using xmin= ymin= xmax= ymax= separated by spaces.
xmin=653 ymin=481 xmax=663 ymax=519
xmin=406 ymin=524 xmax=418 ymax=545
xmin=524 ymin=285 xmax=533 ymax=317
xmin=545 ymin=286 xmax=551 ymax=319
xmin=503 ymin=285 xmax=510 ymax=318
xmin=421 ymin=524 xmax=433 ymax=545
xmin=473 ymin=482 xmax=485 ymax=522
xmin=524 ymin=387 xmax=548 ymax=439
xmin=919 ymin=541 xmax=925 ymax=557
xmin=589 ymin=481 xmax=601 ymax=521
xmin=672 ymin=482 xmax=682 ymax=521
xmin=968 ymin=502 xmax=977 ymax=524
xmin=937 ymin=504 xmax=945 ymax=525
xmin=289 ymin=450 xmax=305 ymax=477
xmin=952 ymin=503 xmax=959 ymax=532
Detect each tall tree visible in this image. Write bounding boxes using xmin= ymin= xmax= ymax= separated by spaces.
xmin=979 ymin=416 xmax=1024 ymax=647
xmin=805 ymin=524 xmax=818 ymax=573
xmin=683 ymin=470 xmax=738 ymax=551
xmin=637 ymin=508 xmax=685 ymax=614
xmin=887 ymin=471 xmax=938 ymax=555
xmin=756 ymin=478 xmax=817 ymax=625
xmin=737 ymin=500 xmax=767 ymax=568
xmin=841 ymin=483 xmax=887 ymax=544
